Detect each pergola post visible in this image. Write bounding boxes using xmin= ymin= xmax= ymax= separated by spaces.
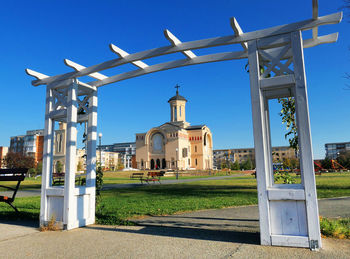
xmin=63 ymin=79 xmax=78 ymax=230
xmin=291 ymin=30 xmax=321 ymax=249
xmin=247 ymin=31 xmax=321 ymax=250
xmin=39 ymin=86 xmax=55 ymax=226
xmin=86 ymin=89 xmax=98 ymax=225
xmin=248 ymin=39 xmax=273 ymax=246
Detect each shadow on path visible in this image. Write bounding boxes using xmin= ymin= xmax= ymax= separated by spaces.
xmin=86 ymin=224 xmax=260 ymax=245
xmin=0 ymin=218 xmax=38 ymax=228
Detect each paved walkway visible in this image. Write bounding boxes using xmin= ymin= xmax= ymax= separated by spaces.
xmin=133 ymin=196 xmax=350 ymax=232
xmin=0 ymin=197 xmax=349 ymax=258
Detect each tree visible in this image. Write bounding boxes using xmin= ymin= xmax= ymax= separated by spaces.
xmin=77 ymin=161 xmax=83 ymax=171
xmin=231 ymin=160 xmax=240 ymax=170
xmin=282 ymin=158 xmax=292 ymax=170
xmin=4 ymin=152 xmax=35 ymax=169
xmin=337 ymin=151 xmax=350 ymax=169
xmin=36 ymin=161 xmax=43 ymax=176
xmin=241 ymin=158 xmax=253 ymax=170
xmin=96 ymin=165 xmax=103 ymax=203
xmin=56 ymin=161 xmax=63 ymax=173
xmin=278 ymin=97 xmax=298 ymax=153
xmin=321 ymin=157 xmax=332 ymax=170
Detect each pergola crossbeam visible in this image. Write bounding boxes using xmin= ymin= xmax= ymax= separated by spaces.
xmin=312 ymin=0 xmax=319 ymax=39
xmin=164 ymin=29 xmax=196 ymax=59
xmin=230 ymin=17 xmax=248 ymax=50
xmin=28 ymin=11 xmax=342 ymax=87
xmin=25 ymin=69 xmax=49 ymax=80
xmin=109 ymin=44 xmax=149 ymax=69
xmin=90 ymin=50 xmax=247 ymax=87
xmin=64 ymin=59 xmax=108 ymax=80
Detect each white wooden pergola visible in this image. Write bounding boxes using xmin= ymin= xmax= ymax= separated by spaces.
xmin=26 ymin=1 xmax=341 ymax=250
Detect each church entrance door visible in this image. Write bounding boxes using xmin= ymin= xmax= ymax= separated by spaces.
xmin=162 ymin=159 xmax=166 ymax=169
xmin=150 ymin=159 xmax=155 ymax=170
xmin=156 ymin=159 xmax=161 ymax=169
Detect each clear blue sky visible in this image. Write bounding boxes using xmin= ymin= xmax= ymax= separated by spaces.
xmin=0 ymin=0 xmax=349 ymax=159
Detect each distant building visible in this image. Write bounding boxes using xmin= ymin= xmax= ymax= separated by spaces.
xmin=10 ymin=135 xmax=25 ymax=154
xmin=135 ymin=88 xmax=213 ymax=170
xmin=53 ymin=123 xmax=66 ymax=173
xmin=76 ymin=149 xmax=119 ymax=171
xmin=0 ymin=146 xmax=8 ymax=168
xmin=325 ymin=141 xmax=350 ymax=159
xmin=100 ymin=142 xmax=136 ymax=169
xmin=10 ymin=129 xmax=44 ymax=165
xmin=24 ymin=129 xmax=44 ymax=165
xmin=213 ymin=146 xmax=297 ymax=168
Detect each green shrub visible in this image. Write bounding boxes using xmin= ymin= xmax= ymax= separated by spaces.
xmin=320 ymin=217 xmax=350 ymax=239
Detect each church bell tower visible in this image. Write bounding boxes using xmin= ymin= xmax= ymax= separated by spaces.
xmin=168 ymin=85 xmax=187 ymax=122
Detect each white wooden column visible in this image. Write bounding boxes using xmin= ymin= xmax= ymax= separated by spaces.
xmin=247 ymin=39 xmax=272 ymax=245
xmin=63 ymin=79 xmax=78 ymax=230
xmin=291 ymin=30 xmax=321 ymax=249
xmin=86 ymin=89 xmax=98 ymax=224
xmin=39 ymin=85 xmax=54 ymax=225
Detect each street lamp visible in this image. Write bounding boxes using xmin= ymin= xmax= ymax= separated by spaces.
xmin=98 ymin=132 xmax=102 ymax=167
xmin=176 ymin=148 xmax=179 ymax=180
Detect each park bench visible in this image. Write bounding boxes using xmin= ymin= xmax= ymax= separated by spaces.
xmin=52 ymin=172 xmax=65 ymax=185
xmin=0 ymin=168 xmax=28 ymax=212
xmin=52 ymin=172 xmax=86 ymax=185
xmin=130 ymin=172 xmax=145 ymax=183
xmin=143 ymin=171 xmax=165 ymax=184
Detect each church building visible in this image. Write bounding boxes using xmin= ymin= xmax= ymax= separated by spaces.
xmin=135 ymin=87 xmax=213 ymax=170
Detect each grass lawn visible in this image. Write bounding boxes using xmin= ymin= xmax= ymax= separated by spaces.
xmin=1 ymin=172 xmax=349 ymax=227
xmin=0 ymin=170 xmax=241 ymax=190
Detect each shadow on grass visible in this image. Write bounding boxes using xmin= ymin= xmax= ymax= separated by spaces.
xmin=86 ymin=224 xmax=260 ymax=245
xmin=105 ymin=184 xmax=258 ymax=198
xmin=0 ymin=211 xmax=39 ymax=228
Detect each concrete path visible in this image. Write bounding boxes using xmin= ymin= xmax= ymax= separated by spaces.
xmin=0 ymin=197 xmax=349 ymax=258
xmin=2 ymin=174 xmax=246 ymax=198
xmin=133 ymin=197 xmax=350 ymax=232
xmin=0 ymin=223 xmax=349 ymax=259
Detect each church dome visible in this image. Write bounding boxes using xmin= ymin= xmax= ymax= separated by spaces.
xmin=168 ymin=94 xmax=187 ymax=102
xmin=168 ymin=86 xmax=187 ymax=102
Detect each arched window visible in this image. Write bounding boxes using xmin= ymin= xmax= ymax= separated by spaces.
xmin=152 ymin=133 xmax=164 ymax=152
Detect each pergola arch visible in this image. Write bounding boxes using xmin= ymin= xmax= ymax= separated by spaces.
xmin=26 ymin=0 xmax=341 ymax=250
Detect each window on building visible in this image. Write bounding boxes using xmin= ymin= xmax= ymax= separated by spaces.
xmin=180 ymin=106 xmax=181 ymax=117
xmin=174 ymin=107 xmax=177 ymax=121
xmin=195 ymin=146 xmax=197 ymax=152
xmin=195 ymin=158 xmax=198 ymax=166
xmin=182 ymin=148 xmax=188 ymax=158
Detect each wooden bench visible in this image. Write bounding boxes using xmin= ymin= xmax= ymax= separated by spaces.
xmin=52 ymin=172 xmax=65 ymax=185
xmin=52 ymin=172 xmax=87 ymax=185
xmin=0 ymin=168 xmax=28 ymax=212
xmin=130 ymin=172 xmax=145 ymax=183
xmin=143 ymin=171 xmax=165 ymax=184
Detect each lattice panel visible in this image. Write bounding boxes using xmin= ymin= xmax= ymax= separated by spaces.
xmin=259 ymin=44 xmax=294 ymax=78
xmin=52 ymin=89 xmax=68 ymax=111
